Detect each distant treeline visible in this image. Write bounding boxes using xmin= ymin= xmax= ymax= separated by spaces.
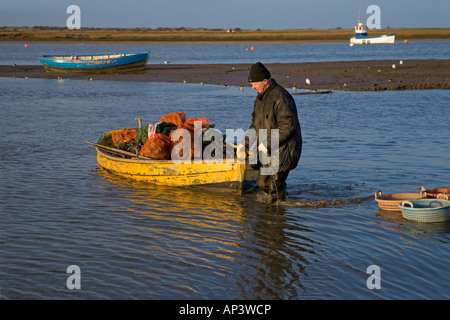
xmin=1 ymin=26 xmax=229 ymax=31
xmin=1 ymin=26 xmax=449 ymax=42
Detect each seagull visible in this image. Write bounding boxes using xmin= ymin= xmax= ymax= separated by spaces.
xmin=239 ymin=86 xmax=244 ymax=91
xmin=392 ymin=64 xmax=396 ymax=69
xmin=292 ymin=86 xmax=297 ymax=91
xmin=222 ymin=83 xmax=227 ymax=88
xmin=305 ymin=78 xmax=311 ymax=85
xmin=399 ymin=60 xmax=403 ymax=65
xmin=12 ymin=63 xmax=16 ymax=67
xmin=164 ymin=60 xmax=169 ymax=64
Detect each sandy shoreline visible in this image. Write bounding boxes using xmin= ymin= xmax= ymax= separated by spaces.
xmin=2 ymin=39 xmax=447 ymax=45
xmin=1 ymin=59 xmax=449 ymax=91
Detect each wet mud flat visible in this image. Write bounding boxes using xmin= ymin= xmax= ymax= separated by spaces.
xmin=1 ymin=59 xmax=448 ymax=91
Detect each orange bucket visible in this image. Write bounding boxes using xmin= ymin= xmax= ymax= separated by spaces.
xmin=423 ymin=187 xmax=450 ymax=199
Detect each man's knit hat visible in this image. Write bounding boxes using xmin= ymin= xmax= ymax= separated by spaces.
xmin=248 ymin=62 xmax=271 ymax=82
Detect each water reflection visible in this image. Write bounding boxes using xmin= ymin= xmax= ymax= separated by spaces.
xmin=93 ymin=167 xmax=316 ymax=299
xmin=375 ymin=209 xmax=450 ymax=240
xmin=238 ymin=204 xmax=316 ymax=299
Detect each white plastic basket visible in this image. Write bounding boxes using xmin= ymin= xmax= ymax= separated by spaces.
xmin=399 ymin=195 xmax=450 ymax=223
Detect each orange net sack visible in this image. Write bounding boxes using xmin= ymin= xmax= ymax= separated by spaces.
xmin=111 ymin=129 xmax=137 ymax=147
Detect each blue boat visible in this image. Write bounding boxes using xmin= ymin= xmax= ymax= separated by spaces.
xmin=39 ymin=51 xmax=150 ymax=73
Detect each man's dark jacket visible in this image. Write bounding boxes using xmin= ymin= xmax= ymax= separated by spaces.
xmin=250 ymin=79 xmax=302 ymax=173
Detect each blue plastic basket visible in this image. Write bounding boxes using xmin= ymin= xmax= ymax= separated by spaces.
xmin=399 ymin=197 xmax=450 ymax=223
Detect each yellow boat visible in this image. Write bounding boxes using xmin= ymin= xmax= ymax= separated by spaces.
xmin=87 ymin=129 xmax=258 ymax=194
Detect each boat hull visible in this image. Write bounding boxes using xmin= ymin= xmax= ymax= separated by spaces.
xmin=39 ymin=52 xmax=149 ymax=73
xmin=350 ymin=33 xmax=396 ymax=44
xmin=93 ymin=130 xmax=258 ymax=194
xmin=96 ymin=150 xmax=257 ymax=190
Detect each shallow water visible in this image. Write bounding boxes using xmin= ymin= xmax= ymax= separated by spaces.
xmin=1 ymin=41 xmax=449 ymax=66
xmin=1 ymin=76 xmax=449 ymax=299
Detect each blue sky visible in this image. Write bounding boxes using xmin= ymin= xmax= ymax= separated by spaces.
xmin=1 ymin=0 xmax=448 ymax=29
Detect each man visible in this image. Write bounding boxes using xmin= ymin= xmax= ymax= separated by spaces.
xmin=246 ymin=62 xmax=302 ymax=202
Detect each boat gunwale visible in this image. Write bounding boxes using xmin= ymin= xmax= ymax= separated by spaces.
xmin=350 ymin=33 xmax=396 ymax=39
xmin=96 ymin=147 xmax=245 ymax=166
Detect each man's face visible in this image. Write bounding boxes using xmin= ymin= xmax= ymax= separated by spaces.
xmin=251 ymin=79 xmax=269 ymax=94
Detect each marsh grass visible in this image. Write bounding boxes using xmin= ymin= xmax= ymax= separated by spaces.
xmin=1 ymin=26 xmax=449 ymax=43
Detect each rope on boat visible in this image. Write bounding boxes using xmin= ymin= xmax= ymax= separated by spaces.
xmin=150 ymin=53 xmax=169 ymax=64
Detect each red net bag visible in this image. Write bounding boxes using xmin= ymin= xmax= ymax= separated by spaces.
xmin=138 ymin=133 xmax=172 ymax=160
xmin=159 ymin=112 xmax=186 ymax=128
xmin=184 ymin=117 xmax=210 ymax=130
